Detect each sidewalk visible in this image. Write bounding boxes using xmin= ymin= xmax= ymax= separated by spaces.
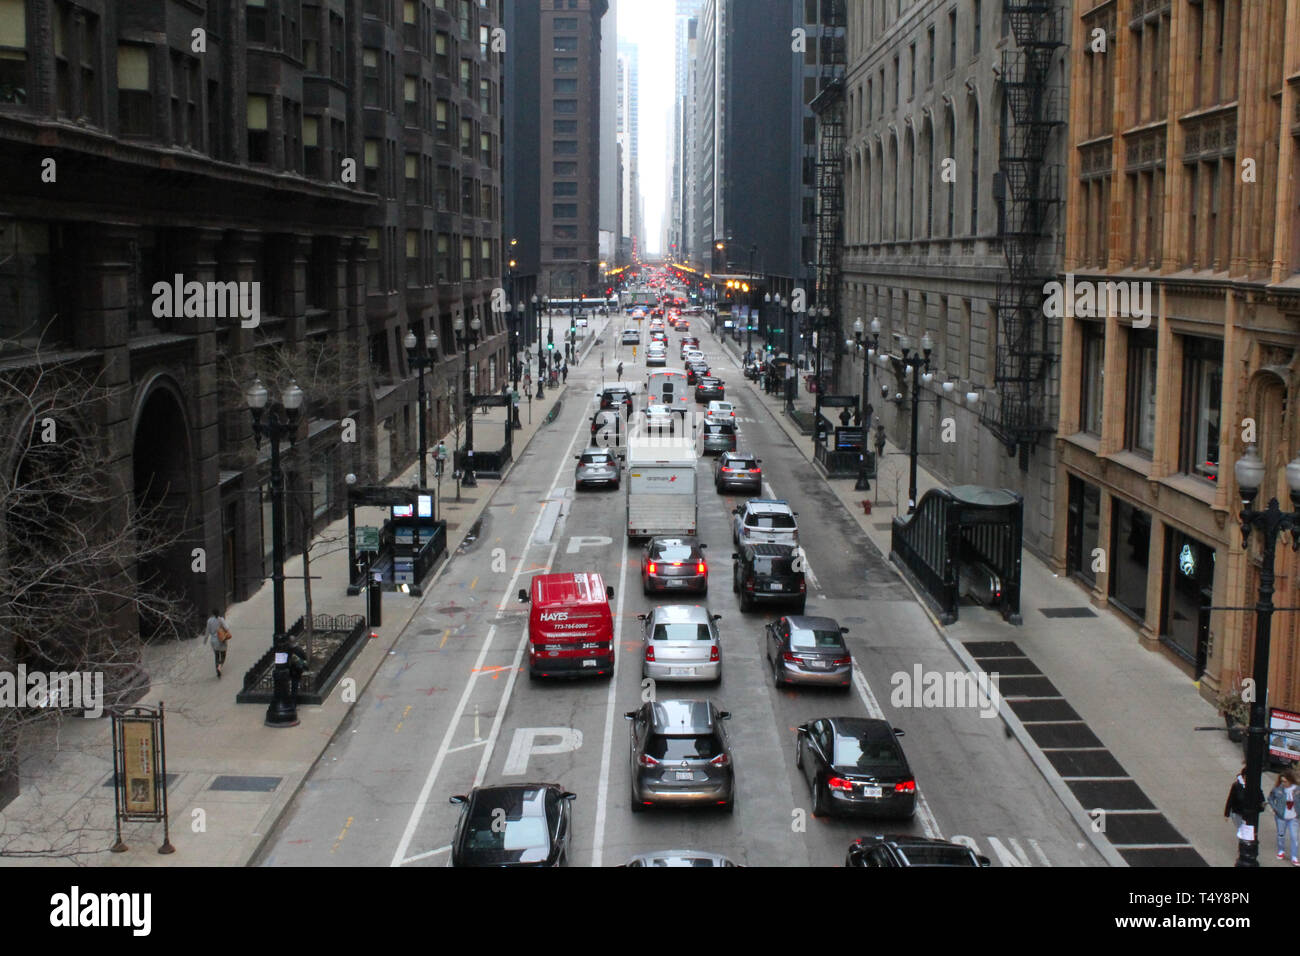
xmin=714 ymin=327 xmax=1254 ymax=867
xmin=0 ymin=318 xmax=607 ymax=866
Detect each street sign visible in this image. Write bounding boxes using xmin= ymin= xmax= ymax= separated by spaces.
xmin=355 ymin=526 xmax=380 ymax=552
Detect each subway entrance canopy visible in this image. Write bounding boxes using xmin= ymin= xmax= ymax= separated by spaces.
xmin=889 ymin=486 xmax=1023 ymax=625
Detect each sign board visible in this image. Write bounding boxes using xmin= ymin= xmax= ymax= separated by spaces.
xmin=110 ymin=704 xmax=174 ymax=852
xmin=1269 ymin=707 xmax=1300 ymax=763
xmin=820 ymin=395 xmax=857 ymax=408
xmin=355 ymin=526 xmax=381 ymax=552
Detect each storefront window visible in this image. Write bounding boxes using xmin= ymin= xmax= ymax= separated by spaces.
xmin=1161 ymin=527 xmax=1213 ymax=674
xmin=1180 ymin=336 xmax=1222 ymax=482
xmin=1109 ymin=498 xmax=1151 ymax=621
xmin=1067 ymin=475 xmax=1101 ymax=586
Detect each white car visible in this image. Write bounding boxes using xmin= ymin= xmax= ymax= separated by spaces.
xmin=646 ymin=344 xmax=667 ymax=367
xmin=705 ymin=401 xmax=736 ymax=425
xmin=732 ymin=499 xmax=799 ymax=547
xmin=683 ymin=349 xmax=705 ymax=364
xmin=643 ymin=404 xmax=677 ymax=434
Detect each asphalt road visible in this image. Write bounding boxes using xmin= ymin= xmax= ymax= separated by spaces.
xmin=256 ymin=312 xmax=1105 ymax=867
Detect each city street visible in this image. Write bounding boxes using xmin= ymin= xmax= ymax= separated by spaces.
xmin=257 ymin=313 xmax=1103 ymax=867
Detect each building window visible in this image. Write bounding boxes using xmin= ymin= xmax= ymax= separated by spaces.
xmin=460 ymin=58 xmax=472 ymax=96
xmin=1125 ymin=329 xmax=1157 ymax=456
xmin=303 ymin=3 xmax=321 ymax=70
xmin=1161 ymin=527 xmax=1213 ymax=672
xmin=553 ymin=57 xmax=577 ymax=73
xmin=553 ymin=119 xmax=577 ymax=135
xmin=436 ymin=99 xmax=450 ymax=140
xmin=0 ymin=0 xmax=26 ymax=104
xmin=436 ymin=234 xmax=451 ymax=281
xmin=404 ymin=76 xmax=418 ymax=125
xmin=460 ymin=118 xmax=472 ymax=154
xmin=1180 ymin=336 xmax=1222 ymax=482
xmin=554 ymin=139 xmax=578 ymax=155
xmin=461 ymin=237 xmax=473 ymax=280
xmin=364 ymin=138 xmax=380 ymax=191
xmin=553 ymin=181 xmax=577 ymax=196
xmin=553 ymin=224 xmax=578 ymax=239
xmin=1109 ymin=498 xmax=1151 ymax=621
xmin=304 ymin=116 xmax=321 ymax=177
xmin=555 ymin=17 xmax=578 ymax=30
xmin=554 ymin=99 xmax=577 ymax=114
xmin=553 ymin=35 xmax=577 ymax=52
xmin=554 ymin=247 xmax=576 ymax=259
xmin=118 ymin=45 xmax=153 ymax=137
xmin=1079 ymin=323 xmax=1104 ymax=436
xmin=552 ymin=203 xmax=577 ymax=218
xmin=554 ymin=78 xmax=577 ymax=93
xmin=363 ymin=48 xmax=380 ymax=106
xmin=435 ymin=31 xmax=449 ymax=74
xmin=247 ymin=0 xmax=268 ymax=44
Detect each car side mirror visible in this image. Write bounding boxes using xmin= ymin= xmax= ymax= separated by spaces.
xmin=711 ymin=614 xmax=722 ymax=622
xmin=607 ymin=585 xmax=615 ymax=599
xmin=977 ymin=855 xmax=991 ymax=867
xmin=518 ymin=589 xmax=529 ymax=603
xmin=794 ymin=726 xmax=808 ymax=735
xmin=732 ymin=553 xmax=740 ymax=560
xmin=840 ymin=627 xmax=850 ymax=634
xmin=717 ymin=711 xmax=731 ymax=720
xmin=449 ymin=795 xmax=467 ymax=805
xmin=756 ymin=459 xmax=762 ymax=464
xmin=892 ymin=727 xmax=905 ymax=737
xmin=699 ymin=543 xmax=707 ymax=549
xmin=575 ymin=456 xmax=581 ymax=461
xmin=636 ymin=613 xmax=647 ymax=621
xmin=624 ymin=711 xmax=636 ymax=720
xmin=561 ymin=792 xmax=577 ymax=801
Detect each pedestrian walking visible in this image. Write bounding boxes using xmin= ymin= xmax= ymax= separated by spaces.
xmin=617 ymin=361 xmax=624 ymax=381
xmin=1268 ymin=768 xmax=1300 ymax=863
xmin=839 ymin=407 xmax=853 ymax=427
xmin=562 ymin=363 xmax=569 ymax=384
xmin=206 ymin=608 xmax=231 ymax=678
xmin=286 ymin=636 xmax=309 ymax=703
xmin=434 ymin=441 xmax=449 ymax=478
xmin=1225 ymin=765 xmax=1253 ymax=831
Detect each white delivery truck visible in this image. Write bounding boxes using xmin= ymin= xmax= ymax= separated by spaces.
xmin=625 ymin=436 xmax=698 ymax=539
xmin=645 ymin=369 xmax=692 ymax=418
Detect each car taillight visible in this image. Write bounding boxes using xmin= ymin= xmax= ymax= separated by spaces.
xmin=709 ymin=753 xmax=730 ymax=767
xmin=647 ymin=562 xmax=657 ymax=574
xmin=894 ymin=779 xmax=916 ymax=793
xmin=638 ymin=754 xmax=660 ymax=767
xmin=782 ymin=652 xmax=800 ymax=663
xmin=645 ymin=645 xmax=655 ymax=662
xmin=833 ymin=657 xmax=852 ymax=666
xmin=827 ymin=776 xmax=855 ymax=792
xmin=720 ymin=467 xmax=733 ymax=473
xmin=709 ymin=646 xmax=719 ymax=662
xmin=799 ymin=579 xmax=806 ymax=592
xmin=697 ymin=562 xmax=706 ymax=574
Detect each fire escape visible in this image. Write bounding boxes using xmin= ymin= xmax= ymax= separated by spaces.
xmin=809 ymin=0 xmax=846 ymax=407
xmin=983 ymin=0 xmax=1065 ymax=468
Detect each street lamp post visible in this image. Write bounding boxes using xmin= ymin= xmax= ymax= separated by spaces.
xmin=533 ymin=294 xmax=547 ymax=398
xmin=851 ymin=317 xmax=882 ymax=491
xmin=246 ymin=378 xmax=304 ymax=728
xmin=511 ymin=301 xmax=524 ymax=428
xmin=900 ymin=332 xmax=934 ymax=513
xmin=455 ymin=313 xmax=481 ymax=488
xmin=404 ymin=329 xmax=439 ymax=487
xmin=1232 ymin=442 xmax=1300 ymax=866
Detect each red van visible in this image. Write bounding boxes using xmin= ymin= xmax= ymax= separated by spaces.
xmin=518 ymin=573 xmax=616 ymax=679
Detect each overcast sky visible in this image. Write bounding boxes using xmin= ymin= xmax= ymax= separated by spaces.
xmin=616 ymin=1 xmax=675 ymax=257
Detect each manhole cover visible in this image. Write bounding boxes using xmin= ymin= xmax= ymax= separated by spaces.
xmin=209 ymin=775 xmax=282 ymax=793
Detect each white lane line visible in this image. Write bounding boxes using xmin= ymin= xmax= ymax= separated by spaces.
xmin=390 ymin=387 xmax=593 ymax=867
xmin=472 ymin=539 xmax=561 ymax=788
xmin=446 ymin=741 xmax=488 ymax=755
xmin=591 ymin=528 xmax=631 ymax=869
xmin=401 ymin=845 xmax=452 ymax=864
xmin=851 ymin=663 xmax=942 ymax=840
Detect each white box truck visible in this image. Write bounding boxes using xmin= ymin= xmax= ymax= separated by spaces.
xmin=625 ymin=436 xmax=698 ymax=539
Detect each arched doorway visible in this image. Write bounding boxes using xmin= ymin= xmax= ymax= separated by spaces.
xmin=132 ymin=380 xmax=196 ymax=641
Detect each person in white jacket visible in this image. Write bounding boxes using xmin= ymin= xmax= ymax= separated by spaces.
xmin=1268 ymin=768 xmax=1299 ymax=864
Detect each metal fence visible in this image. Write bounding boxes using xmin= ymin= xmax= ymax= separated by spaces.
xmin=236 ymin=614 xmax=367 ymax=705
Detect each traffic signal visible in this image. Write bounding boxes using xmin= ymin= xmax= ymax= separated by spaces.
xmin=547 ymin=328 xmax=554 ymax=349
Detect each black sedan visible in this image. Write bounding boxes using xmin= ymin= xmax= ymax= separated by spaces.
xmin=642 ymin=536 xmax=708 ymax=594
xmin=686 ymin=361 xmax=710 ymax=386
xmin=695 ymin=376 xmax=725 ymax=403
xmin=845 ymin=835 xmax=990 ymax=867
xmin=795 ymin=717 xmax=916 ymax=819
xmin=449 ymin=784 xmax=576 ymax=867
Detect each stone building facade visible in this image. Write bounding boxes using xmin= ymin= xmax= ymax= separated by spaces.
xmin=1054 ymin=0 xmax=1300 ymax=711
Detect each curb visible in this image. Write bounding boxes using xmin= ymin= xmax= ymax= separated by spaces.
xmin=723 ymin=333 xmax=1126 ymax=867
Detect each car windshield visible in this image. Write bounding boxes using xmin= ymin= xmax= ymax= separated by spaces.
xmin=651 ymin=623 xmax=712 ymax=642
xmin=651 ymin=544 xmax=695 ymax=561
xmin=465 ymin=814 xmax=548 ymax=852
xmin=833 ymin=733 xmax=905 ymax=770
xmin=581 ymin=453 xmax=612 ymax=465
xmin=728 ymin=459 xmax=757 ymax=470
xmin=746 ymin=513 xmax=796 ymax=529
xmin=895 ymin=846 xmax=978 ymax=866
xmin=753 ymin=555 xmax=793 ymax=575
xmin=646 ymin=734 xmax=722 ymax=760
xmin=705 ymin=424 xmax=732 ymax=435
xmin=790 ymin=628 xmax=844 ymax=649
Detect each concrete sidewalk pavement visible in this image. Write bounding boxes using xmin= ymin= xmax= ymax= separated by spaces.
xmin=0 ymin=316 xmax=609 ymax=867
xmin=713 ymin=325 xmax=1256 ymax=867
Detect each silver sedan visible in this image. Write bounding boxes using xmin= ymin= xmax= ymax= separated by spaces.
xmin=638 ymin=604 xmax=723 ymax=683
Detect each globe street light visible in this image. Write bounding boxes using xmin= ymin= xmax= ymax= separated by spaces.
xmin=404 ymin=329 xmax=439 ymax=487
xmin=900 ymin=332 xmax=934 ymax=513
xmin=1232 ymin=442 xmax=1300 ymax=865
xmin=247 ymin=378 xmax=304 ymax=728
xmin=850 ymin=317 xmax=882 ymax=490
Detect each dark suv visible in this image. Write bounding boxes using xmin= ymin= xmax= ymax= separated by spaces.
xmin=732 ymin=543 xmax=806 ymax=612
xmin=845 ymin=835 xmax=990 ymax=868
xmin=714 ymin=452 xmax=762 ymax=494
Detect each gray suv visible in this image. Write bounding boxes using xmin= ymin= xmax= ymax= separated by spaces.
xmin=574 ymin=447 xmax=620 ymax=489
xmin=627 ymin=699 xmax=735 ymax=812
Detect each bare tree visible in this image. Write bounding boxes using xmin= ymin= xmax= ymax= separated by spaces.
xmin=0 ymin=347 xmax=193 ymax=851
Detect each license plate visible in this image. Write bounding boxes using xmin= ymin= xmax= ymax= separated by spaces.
xmin=582 ymin=660 xmax=596 ymax=668
xmin=808 ymin=660 xmax=828 ymax=669
xmin=675 ymin=771 xmax=694 ymax=781
xmin=769 ymin=583 xmax=783 ymax=591
xmin=672 ymin=668 xmax=695 ymax=677
xmin=666 ymin=580 xmax=684 ymax=587
xmin=862 ymin=785 xmax=883 ymax=798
